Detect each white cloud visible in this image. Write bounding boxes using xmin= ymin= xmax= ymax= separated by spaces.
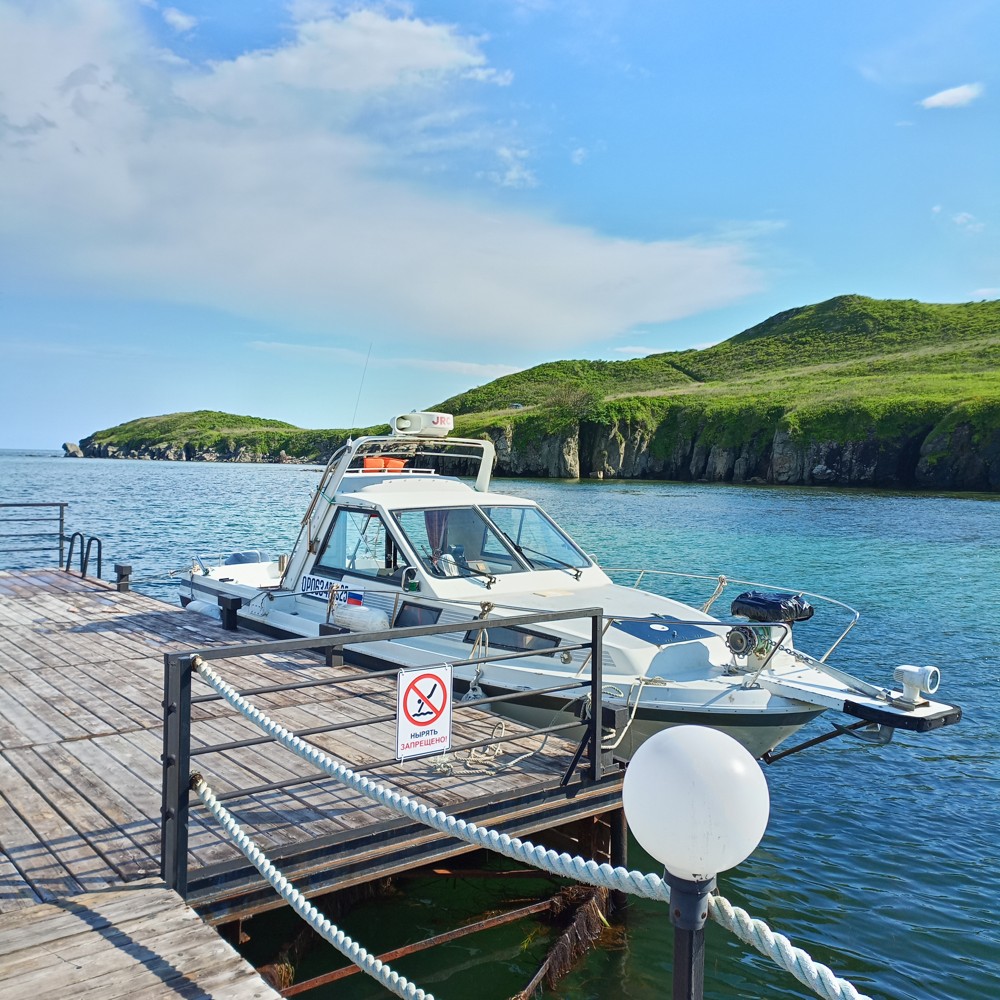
xmin=953 ymin=212 xmax=985 ymax=232
xmin=250 ymin=341 xmax=519 ymax=379
xmin=920 ymin=82 xmax=984 ymax=109
xmin=0 ymin=1 xmax=761 ymax=353
xmin=613 ymin=345 xmax=660 ymax=356
xmin=972 ymin=288 xmax=999 ymax=299
xmin=162 ymin=7 xmax=196 ymax=33
xmin=570 ymin=147 xmax=587 ymax=165
xmin=485 ymin=145 xmax=537 ymax=189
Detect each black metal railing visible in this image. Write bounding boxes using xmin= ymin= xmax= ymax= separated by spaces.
xmin=65 ymin=531 xmax=103 ymax=579
xmin=161 ymin=607 xmax=617 ymax=898
xmin=0 ymin=502 xmax=67 ymax=568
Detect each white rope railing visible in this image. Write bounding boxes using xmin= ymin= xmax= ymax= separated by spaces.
xmin=194 ymin=776 xmax=433 ymax=1000
xmin=192 ymin=657 xmax=871 ymax=1000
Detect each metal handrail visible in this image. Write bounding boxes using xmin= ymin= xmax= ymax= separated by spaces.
xmin=161 ymin=606 xmax=613 ymax=897
xmin=65 ymin=532 xmax=104 ymax=579
xmin=0 ymin=501 xmax=67 ymax=567
xmin=604 ymin=566 xmax=860 ymax=663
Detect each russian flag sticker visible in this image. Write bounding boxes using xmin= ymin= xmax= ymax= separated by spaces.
xmin=346 ymin=591 xmax=364 ymax=606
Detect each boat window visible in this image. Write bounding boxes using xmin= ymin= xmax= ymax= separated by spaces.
xmin=480 ymin=505 xmax=590 ymax=571
xmin=463 ymin=625 xmax=560 ymax=656
xmin=392 ymin=507 xmax=528 ymax=578
xmin=394 ymin=602 xmax=443 ymax=628
xmin=313 ymin=508 xmax=410 ymax=582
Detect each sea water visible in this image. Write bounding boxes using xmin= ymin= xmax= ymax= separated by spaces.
xmin=2 ymin=451 xmax=997 ymax=1000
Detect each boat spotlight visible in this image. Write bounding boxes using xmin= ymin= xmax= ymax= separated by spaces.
xmin=893 ymin=664 xmax=941 ymax=706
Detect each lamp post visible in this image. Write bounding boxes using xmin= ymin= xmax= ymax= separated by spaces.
xmin=622 ymin=726 xmax=770 ymax=1000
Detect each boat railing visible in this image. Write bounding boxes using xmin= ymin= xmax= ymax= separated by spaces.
xmin=0 ymin=501 xmax=68 ymax=569
xmin=161 ymin=605 xmax=621 ymax=905
xmin=604 ymin=566 xmax=860 ymax=663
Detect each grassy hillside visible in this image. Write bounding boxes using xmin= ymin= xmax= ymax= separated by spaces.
xmin=80 ymin=295 xmax=1000 ymax=461
xmin=442 ymin=295 xmax=1000 ymax=445
xmin=81 ymin=410 xmax=388 ymax=460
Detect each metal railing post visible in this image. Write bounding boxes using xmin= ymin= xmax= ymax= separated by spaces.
xmin=161 ymin=652 xmax=193 ymax=897
xmin=58 ymin=503 xmax=66 ymax=568
xmin=589 ymin=611 xmax=603 ymax=782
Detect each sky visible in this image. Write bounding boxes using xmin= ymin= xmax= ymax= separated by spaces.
xmin=1 ymin=0 xmax=998 ymax=448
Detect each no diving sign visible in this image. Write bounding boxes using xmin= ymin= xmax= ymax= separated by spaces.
xmin=396 ymin=665 xmax=453 ymax=760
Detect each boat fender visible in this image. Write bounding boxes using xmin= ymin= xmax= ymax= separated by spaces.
xmin=331 ymin=603 xmax=390 ymax=632
xmin=184 ymin=599 xmax=223 ymax=621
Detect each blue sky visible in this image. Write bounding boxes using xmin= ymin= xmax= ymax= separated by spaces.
xmin=1 ymin=0 xmax=997 ymax=448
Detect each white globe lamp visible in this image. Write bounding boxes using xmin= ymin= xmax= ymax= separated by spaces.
xmin=622 ymin=725 xmax=771 ymax=1000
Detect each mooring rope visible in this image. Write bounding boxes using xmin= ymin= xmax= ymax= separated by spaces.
xmin=193 ymin=776 xmax=433 ymax=1000
xmin=193 ymin=657 xmax=871 ymax=1000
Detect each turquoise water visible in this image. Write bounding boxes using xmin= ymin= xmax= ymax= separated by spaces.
xmin=2 ymin=452 xmax=998 ymax=999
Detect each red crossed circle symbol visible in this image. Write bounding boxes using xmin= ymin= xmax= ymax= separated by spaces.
xmin=403 ymin=673 xmax=447 ymax=727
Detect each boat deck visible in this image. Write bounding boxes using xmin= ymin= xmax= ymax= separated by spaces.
xmin=0 ymin=569 xmax=622 ymax=923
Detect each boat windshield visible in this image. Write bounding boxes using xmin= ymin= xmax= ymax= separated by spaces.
xmin=393 ymin=507 xmax=528 ymax=579
xmin=480 ymin=505 xmax=591 ymax=571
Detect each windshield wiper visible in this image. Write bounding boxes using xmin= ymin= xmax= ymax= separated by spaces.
xmin=494 ymin=528 xmax=537 ymax=569
xmin=456 ymin=564 xmax=497 ymax=588
xmin=501 ymin=535 xmax=583 ymax=581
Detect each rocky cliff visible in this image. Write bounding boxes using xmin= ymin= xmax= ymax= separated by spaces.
xmin=482 ymin=415 xmax=1000 ymax=491
xmin=71 ymin=439 xmax=312 ymax=463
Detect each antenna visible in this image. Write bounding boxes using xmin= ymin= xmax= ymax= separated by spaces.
xmin=350 ymin=342 xmax=374 ymax=429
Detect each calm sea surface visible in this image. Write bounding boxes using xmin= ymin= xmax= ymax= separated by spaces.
xmin=2 ymin=450 xmax=998 ymax=1000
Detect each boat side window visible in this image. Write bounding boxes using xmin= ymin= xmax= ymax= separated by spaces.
xmin=392 ymin=507 xmax=527 ymax=578
xmin=313 ymin=508 xmax=410 ymax=582
xmin=393 ymin=602 xmax=443 ymax=628
xmin=462 ymin=625 xmax=560 ymax=657
xmin=480 ymin=506 xmax=590 ymax=570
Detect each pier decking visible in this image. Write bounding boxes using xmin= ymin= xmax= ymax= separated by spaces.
xmin=0 ymin=568 xmax=624 ymax=992
xmin=0 ymin=881 xmax=280 ymax=999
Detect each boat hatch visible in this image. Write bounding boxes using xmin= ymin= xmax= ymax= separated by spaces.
xmin=611 ymin=617 xmax=716 ymax=645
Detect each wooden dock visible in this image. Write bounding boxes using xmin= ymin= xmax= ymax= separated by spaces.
xmin=0 ymin=880 xmax=280 ymax=999
xmin=0 ymin=568 xmax=624 ymax=990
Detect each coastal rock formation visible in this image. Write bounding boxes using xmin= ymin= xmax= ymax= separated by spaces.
xmin=62 ymin=442 xmax=84 ymax=458
xmin=483 ymin=414 xmax=1000 ymax=491
xmin=70 ymin=409 xmax=999 ymax=492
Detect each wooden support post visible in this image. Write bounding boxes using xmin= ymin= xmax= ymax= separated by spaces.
xmin=114 ymin=563 xmax=132 ymax=593
xmin=219 ymin=594 xmax=243 ymax=631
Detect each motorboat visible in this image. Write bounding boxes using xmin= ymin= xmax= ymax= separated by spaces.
xmin=178 ymin=412 xmax=961 ymax=760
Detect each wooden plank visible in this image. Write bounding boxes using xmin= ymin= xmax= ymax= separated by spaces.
xmin=0 ymin=784 xmax=84 ymax=903
xmin=0 ymin=883 xmax=280 ymax=1000
xmin=0 ymin=756 xmax=112 ymax=894
xmin=2 ymin=745 xmax=157 ymax=882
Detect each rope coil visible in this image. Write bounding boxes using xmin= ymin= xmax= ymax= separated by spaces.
xmin=192 ymin=657 xmax=871 ymax=1000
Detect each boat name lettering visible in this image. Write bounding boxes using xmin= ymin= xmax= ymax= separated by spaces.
xmin=300 ymin=576 xmax=364 ymax=605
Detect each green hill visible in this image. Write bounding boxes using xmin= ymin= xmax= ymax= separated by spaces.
xmin=80 ymin=410 xmax=388 ymax=461
xmin=76 ymin=296 xmax=1000 ymax=486
xmin=436 ymin=295 xmax=1000 ymax=448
